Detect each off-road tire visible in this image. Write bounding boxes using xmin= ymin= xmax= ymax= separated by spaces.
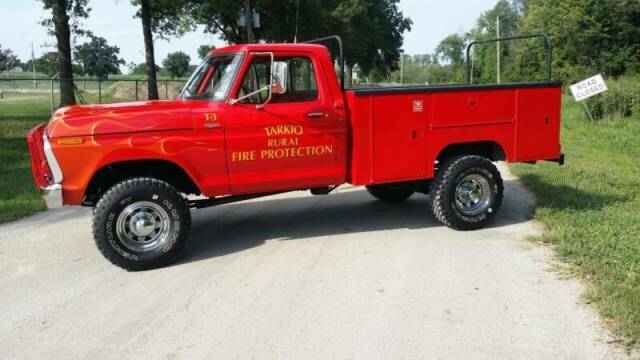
xmin=429 ymin=155 xmax=503 ymax=230
xmin=366 ymin=183 xmax=415 ymax=202
xmin=92 ymin=177 xmax=191 ymax=271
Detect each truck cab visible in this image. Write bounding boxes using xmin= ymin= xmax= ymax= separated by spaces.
xmin=28 ymin=36 xmax=563 ymax=270
xmin=184 ymin=44 xmax=349 ymax=195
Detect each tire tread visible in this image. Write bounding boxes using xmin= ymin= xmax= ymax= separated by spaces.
xmin=429 ymin=156 xmax=503 ymax=230
xmin=92 ymin=177 xmax=191 ymax=271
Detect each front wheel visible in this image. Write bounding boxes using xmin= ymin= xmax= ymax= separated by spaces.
xmin=92 ymin=177 xmax=191 ymax=271
xmin=429 ymin=155 xmax=503 ymax=230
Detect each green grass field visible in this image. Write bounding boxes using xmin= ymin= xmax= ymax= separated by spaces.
xmin=511 ymin=99 xmax=640 ymax=348
xmin=0 ymin=96 xmax=50 ymax=222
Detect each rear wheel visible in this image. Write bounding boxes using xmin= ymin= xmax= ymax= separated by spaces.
xmin=429 ymin=155 xmax=503 ymax=230
xmin=92 ymin=177 xmax=191 ymax=271
xmin=366 ymin=183 xmax=415 ymax=202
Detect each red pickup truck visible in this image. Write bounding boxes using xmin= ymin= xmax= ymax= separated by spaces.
xmin=27 ymin=35 xmax=563 ymax=270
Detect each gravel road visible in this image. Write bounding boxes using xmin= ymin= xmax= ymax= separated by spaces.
xmin=0 ymin=165 xmax=625 ymax=359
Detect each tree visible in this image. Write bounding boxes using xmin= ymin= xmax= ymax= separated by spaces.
xmin=74 ymin=35 xmax=125 ymax=80
xmin=188 ymin=0 xmax=246 ymax=44
xmin=33 ymin=52 xmax=60 ymax=76
xmin=162 ymin=51 xmax=191 ymax=78
xmin=132 ymin=0 xmax=190 ymax=100
xmin=517 ymin=0 xmax=640 ymax=83
xmin=435 ymin=34 xmax=466 ymax=66
xmin=197 ymin=44 xmax=216 ymax=59
xmin=129 ymin=62 xmax=160 ymax=75
xmin=464 ymin=0 xmax=527 ymax=83
xmin=0 ymin=45 xmax=20 ymax=72
xmin=39 ymin=0 xmax=90 ymax=106
xmin=330 ymin=0 xmax=413 ymax=78
xmin=189 ymin=0 xmax=412 ymax=80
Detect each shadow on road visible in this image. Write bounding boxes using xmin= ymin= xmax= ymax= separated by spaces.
xmin=179 ymin=180 xmax=530 ymax=265
xmin=517 ymin=173 xmax=626 ymax=211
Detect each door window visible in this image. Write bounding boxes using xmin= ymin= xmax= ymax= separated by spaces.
xmin=237 ymin=56 xmax=318 ymax=104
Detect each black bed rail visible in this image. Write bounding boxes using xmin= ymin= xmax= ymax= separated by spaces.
xmin=305 ymin=35 xmax=345 ymax=90
xmin=465 ymin=33 xmax=552 ymax=84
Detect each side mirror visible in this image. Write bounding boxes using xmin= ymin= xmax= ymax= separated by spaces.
xmin=229 ymin=52 xmax=287 ymax=107
xmin=271 ymin=61 xmax=288 ymax=95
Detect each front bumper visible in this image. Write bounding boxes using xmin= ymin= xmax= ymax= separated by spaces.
xmin=28 ymin=124 xmax=65 ymax=209
xmin=40 ymin=184 xmax=63 ymax=209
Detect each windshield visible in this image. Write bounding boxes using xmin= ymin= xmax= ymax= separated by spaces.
xmin=180 ymin=53 xmax=244 ymax=101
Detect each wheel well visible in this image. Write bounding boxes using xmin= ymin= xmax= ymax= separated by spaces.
xmin=436 ymin=141 xmax=506 ymax=163
xmin=83 ymin=160 xmax=201 ymax=206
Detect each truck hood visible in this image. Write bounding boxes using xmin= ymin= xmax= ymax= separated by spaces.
xmin=46 ymin=100 xmax=193 ymax=139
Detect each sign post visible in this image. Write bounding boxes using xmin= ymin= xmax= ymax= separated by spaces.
xmin=569 ymin=74 xmax=608 ymax=121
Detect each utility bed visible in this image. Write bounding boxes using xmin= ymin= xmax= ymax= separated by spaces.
xmin=345 ymin=82 xmax=563 ymax=185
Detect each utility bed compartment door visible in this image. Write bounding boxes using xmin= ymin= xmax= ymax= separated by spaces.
xmin=372 ymin=95 xmax=427 ymax=182
xmin=516 ymin=87 xmax=562 ymax=161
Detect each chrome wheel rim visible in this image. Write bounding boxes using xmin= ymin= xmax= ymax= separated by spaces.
xmin=116 ymin=201 xmax=171 ymax=252
xmin=454 ymin=174 xmax=492 ymax=216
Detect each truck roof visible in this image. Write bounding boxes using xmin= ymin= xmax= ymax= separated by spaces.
xmin=208 ymin=43 xmax=329 ymax=56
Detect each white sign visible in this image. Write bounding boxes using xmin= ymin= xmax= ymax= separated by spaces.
xmin=570 ymin=74 xmax=608 ymax=101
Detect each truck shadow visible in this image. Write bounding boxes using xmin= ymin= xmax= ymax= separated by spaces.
xmin=516 ymin=173 xmax=625 ymax=211
xmin=178 ymin=179 xmax=533 ymax=265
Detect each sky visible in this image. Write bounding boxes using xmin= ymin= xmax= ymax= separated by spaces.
xmin=0 ymin=0 xmax=497 ymax=69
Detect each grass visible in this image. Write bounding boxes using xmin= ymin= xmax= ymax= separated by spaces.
xmin=0 ymin=97 xmax=51 ymax=223
xmin=511 ymin=98 xmax=640 ymax=348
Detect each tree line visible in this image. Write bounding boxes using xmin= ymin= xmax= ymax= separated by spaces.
xmin=8 ymin=0 xmax=633 ymax=105
xmin=13 ymin=0 xmax=410 ymax=107
xmin=377 ymin=0 xmax=639 ymax=86
xmin=1 ymin=42 xmax=196 ymax=81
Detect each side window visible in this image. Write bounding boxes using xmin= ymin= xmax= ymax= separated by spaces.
xmin=237 ymin=56 xmax=319 ymax=104
xmin=238 ymin=58 xmax=271 ymax=104
xmin=286 ymin=57 xmax=318 ymax=103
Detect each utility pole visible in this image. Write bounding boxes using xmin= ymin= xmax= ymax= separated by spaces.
xmin=31 ymin=42 xmax=37 ymax=88
xmin=496 ymin=16 xmax=501 ymax=84
xmin=243 ymin=0 xmax=255 ymax=43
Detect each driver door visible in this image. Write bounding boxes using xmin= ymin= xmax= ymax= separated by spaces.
xmin=225 ymin=53 xmax=346 ymax=194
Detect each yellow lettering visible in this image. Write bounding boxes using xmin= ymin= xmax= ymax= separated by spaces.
xmin=232 ymin=151 xmax=256 ymax=162
xmin=264 ymin=126 xmax=304 ymax=137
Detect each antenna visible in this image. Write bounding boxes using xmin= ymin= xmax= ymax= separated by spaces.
xmin=293 ymin=0 xmax=300 ymax=43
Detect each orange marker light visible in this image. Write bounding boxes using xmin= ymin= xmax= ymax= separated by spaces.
xmin=56 ymin=137 xmax=84 ymax=145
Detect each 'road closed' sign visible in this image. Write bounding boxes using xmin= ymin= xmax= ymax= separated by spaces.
xmin=570 ymin=74 xmax=607 ymax=101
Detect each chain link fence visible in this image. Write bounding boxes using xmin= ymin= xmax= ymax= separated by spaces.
xmin=0 ymin=78 xmax=187 ymax=114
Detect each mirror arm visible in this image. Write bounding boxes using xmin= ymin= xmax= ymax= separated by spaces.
xmin=229 ymin=51 xmax=276 ymax=109
xmin=228 ymin=85 xmax=271 ymax=105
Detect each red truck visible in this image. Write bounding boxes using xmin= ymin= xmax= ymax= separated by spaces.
xmin=27 ymin=35 xmax=563 ymax=270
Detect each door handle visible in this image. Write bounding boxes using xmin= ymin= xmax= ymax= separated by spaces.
xmin=307 ymin=112 xmax=326 ymax=119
